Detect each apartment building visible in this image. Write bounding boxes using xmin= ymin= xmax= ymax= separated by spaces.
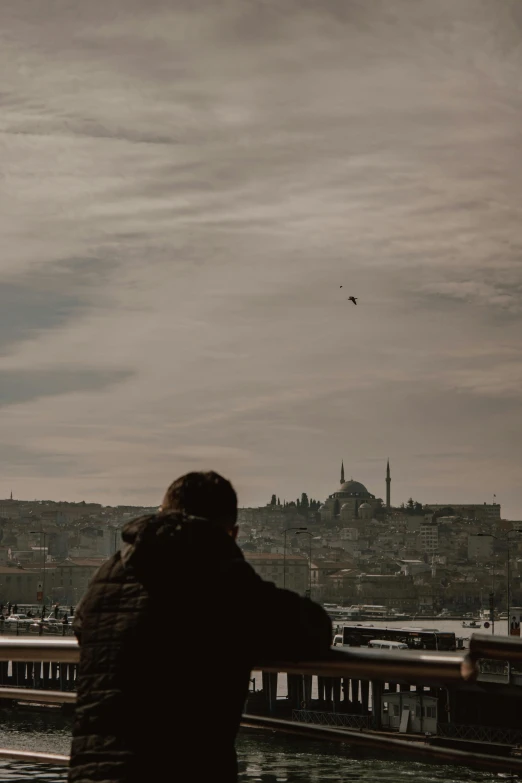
xmin=244 ymin=552 xmax=309 ymax=594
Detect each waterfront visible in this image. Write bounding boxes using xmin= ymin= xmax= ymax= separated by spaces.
xmin=0 ymin=621 xmax=510 ymax=782
xmin=0 ymin=713 xmax=512 ymax=782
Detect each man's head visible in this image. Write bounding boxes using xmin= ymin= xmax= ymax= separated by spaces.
xmin=161 ymin=471 xmax=238 ymax=538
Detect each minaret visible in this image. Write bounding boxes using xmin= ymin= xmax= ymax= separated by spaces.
xmin=340 ymin=460 xmax=345 ymax=485
xmin=386 ymin=459 xmax=391 ymax=509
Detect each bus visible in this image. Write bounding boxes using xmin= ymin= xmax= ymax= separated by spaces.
xmin=341 ymin=625 xmax=456 ymax=651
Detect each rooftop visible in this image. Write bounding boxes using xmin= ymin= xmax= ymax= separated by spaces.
xmin=55 ymin=558 xmax=108 ymax=567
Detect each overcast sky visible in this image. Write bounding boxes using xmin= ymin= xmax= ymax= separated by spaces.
xmin=0 ymin=0 xmax=521 ymax=516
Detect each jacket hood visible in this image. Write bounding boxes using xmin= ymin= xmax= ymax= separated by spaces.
xmin=120 ymin=511 xmax=243 ymax=590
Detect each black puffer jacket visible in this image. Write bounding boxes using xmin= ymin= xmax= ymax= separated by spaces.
xmin=69 ymin=512 xmax=331 ymax=783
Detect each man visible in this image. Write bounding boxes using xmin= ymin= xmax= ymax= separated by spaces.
xmin=69 ymin=471 xmax=331 ymax=783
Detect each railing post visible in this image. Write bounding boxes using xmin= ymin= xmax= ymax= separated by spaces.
xmin=360 ymin=680 xmax=370 ymax=715
xmin=317 ymin=676 xmax=325 ymax=704
xmin=303 ymin=675 xmax=312 ymax=709
xmin=372 ymin=680 xmax=382 ymax=729
xmin=58 ymin=659 xmax=68 ymax=691
xmin=352 ymin=679 xmax=360 ymax=713
xmin=332 ymin=678 xmax=341 ymax=712
xmin=342 ymin=677 xmax=349 ymax=706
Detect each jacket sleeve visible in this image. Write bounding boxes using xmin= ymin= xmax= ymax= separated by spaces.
xmin=72 ymin=556 xmax=116 ymax=645
xmin=230 ymin=560 xmax=332 ymax=661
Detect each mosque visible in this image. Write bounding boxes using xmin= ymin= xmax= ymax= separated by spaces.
xmin=319 ymin=460 xmax=391 ymax=524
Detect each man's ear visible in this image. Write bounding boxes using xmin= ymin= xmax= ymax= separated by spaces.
xmin=230 ymin=525 xmax=239 ymax=540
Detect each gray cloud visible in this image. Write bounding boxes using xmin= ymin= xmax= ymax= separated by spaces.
xmin=0 ymin=443 xmax=101 ymax=480
xmin=0 ymin=257 xmax=118 ymax=355
xmin=0 ymin=285 xmax=82 ymax=354
xmin=0 ymin=0 xmax=520 ymax=514
xmin=0 ymin=369 xmax=132 ymax=407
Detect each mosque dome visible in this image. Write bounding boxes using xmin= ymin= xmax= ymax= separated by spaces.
xmin=337 ymin=480 xmax=370 ymax=496
xmin=359 ymin=501 xmax=373 ymax=520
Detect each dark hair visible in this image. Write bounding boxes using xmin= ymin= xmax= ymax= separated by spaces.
xmin=163 ymin=471 xmax=237 ymax=528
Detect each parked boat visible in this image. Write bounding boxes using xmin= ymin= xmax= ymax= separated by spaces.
xmin=344 ymin=604 xmax=389 ymax=620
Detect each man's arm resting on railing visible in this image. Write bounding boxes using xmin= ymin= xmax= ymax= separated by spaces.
xmin=225 ymin=559 xmax=332 ymax=659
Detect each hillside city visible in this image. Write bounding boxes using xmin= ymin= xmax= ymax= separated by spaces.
xmin=0 ymin=461 xmax=517 ymax=615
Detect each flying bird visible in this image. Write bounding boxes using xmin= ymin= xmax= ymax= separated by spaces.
xmin=347 ymin=296 xmax=358 ymax=305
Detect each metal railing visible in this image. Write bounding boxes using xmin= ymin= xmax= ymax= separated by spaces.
xmin=0 ymin=636 xmax=473 ymax=680
xmin=0 ymin=635 xmax=521 ymax=772
xmin=259 ymin=645 xmax=471 ymax=684
xmin=0 ymin=637 xmax=79 ymax=663
xmin=292 ymin=709 xmax=375 ymax=730
xmin=438 ymin=722 xmax=522 ymax=746
xmin=470 ymin=633 xmax=522 ymax=663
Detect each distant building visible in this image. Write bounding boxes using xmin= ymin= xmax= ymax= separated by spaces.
xmin=320 ymin=462 xmax=383 ymax=524
xmin=0 ymin=565 xmax=39 ymax=604
xmin=420 ymin=521 xmax=439 ymax=554
xmin=41 ymin=558 xmax=107 ymax=605
xmin=69 ymin=526 xmax=117 ymax=559
xmin=244 ymin=552 xmax=308 ymax=594
xmin=399 ymin=560 xmax=431 ymax=577
xmin=0 ymin=500 xmax=20 ymax=519
xmin=468 ymin=534 xmax=494 ymax=561
xmin=339 ymin=528 xmax=359 ymax=541
xmin=428 ymin=503 xmax=501 ymax=522
xmin=238 ymin=506 xmax=288 ymax=527
xmin=355 ymin=573 xmax=416 ymax=611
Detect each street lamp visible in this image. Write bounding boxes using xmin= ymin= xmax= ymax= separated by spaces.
xmin=283 ymin=527 xmax=307 ymax=589
xmin=296 ymin=531 xmax=313 ymax=597
xmin=30 ymin=529 xmax=47 ymax=617
xmin=478 ymin=529 xmax=522 ymax=635
xmin=110 ymin=527 xmax=120 ymax=556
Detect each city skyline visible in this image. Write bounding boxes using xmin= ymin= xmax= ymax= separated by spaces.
xmin=0 ymin=1 xmax=521 ymax=517
xmin=0 ymin=457 xmax=507 ymax=519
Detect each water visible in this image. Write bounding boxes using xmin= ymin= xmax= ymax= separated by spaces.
xmin=236 ymin=733 xmax=502 ymax=781
xmin=0 ymin=713 xmax=510 ymax=782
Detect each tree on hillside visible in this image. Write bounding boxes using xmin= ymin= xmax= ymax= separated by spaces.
xmin=405 ymin=498 xmax=423 ymax=515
